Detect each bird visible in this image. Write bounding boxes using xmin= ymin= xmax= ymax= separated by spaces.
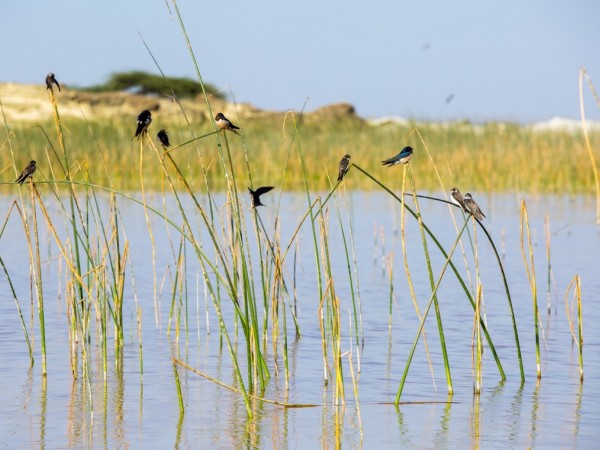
xmin=337 ymin=154 xmax=351 ymax=181
xmin=463 ymin=193 xmax=486 ymax=220
xmin=45 ymin=73 xmax=61 ymax=92
xmin=157 ymin=129 xmax=171 ymax=148
xmin=445 ymin=94 xmax=455 ymax=104
xmin=15 ymin=160 xmax=37 ymax=185
xmin=450 ymin=187 xmax=468 ymax=213
xmin=248 ymin=186 xmax=274 ymax=208
xmin=381 ymin=146 xmax=413 ymax=166
xmin=215 ymin=112 xmax=240 ymax=135
xmin=134 ymin=110 xmax=152 ymax=139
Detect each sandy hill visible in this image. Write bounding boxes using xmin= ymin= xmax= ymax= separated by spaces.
xmin=0 ymin=82 xmax=362 ymax=124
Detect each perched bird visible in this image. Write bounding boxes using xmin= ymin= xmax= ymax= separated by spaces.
xmin=381 ymin=146 xmax=413 ymax=166
xmin=45 ymin=73 xmax=61 ymax=92
xmin=15 ymin=160 xmax=37 ymax=185
xmin=157 ymin=129 xmax=171 ymax=148
xmin=463 ymin=193 xmax=486 ymax=220
xmin=337 ymin=154 xmax=351 ymax=181
xmin=450 ymin=187 xmax=468 ymax=213
xmin=133 ymin=110 xmax=152 ymax=139
xmin=215 ymin=112 xmax=240 ymax=135
xmin=248 ymin=186 xmax=274 ymax=208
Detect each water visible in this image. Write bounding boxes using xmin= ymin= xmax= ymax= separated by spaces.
xmin=1 ymin=191 xmax=599 ymax=448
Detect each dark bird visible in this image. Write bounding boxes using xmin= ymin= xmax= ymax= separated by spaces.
xmin=337 ymin=154 xmax=351 ymax=181
xmin=381 ymin=146 xmax=413 ymax=167
xmin=134 ymin=110 xmax=152 ymax=139
xmin=445 ymin=94 xmax=455 ymax=104
xmin=450 ymin=187 xmax=468 ymax=213
xmin=45 ymin=73 xmax=61 ymax=92
xmin=157 ymin=129 xmax=171 ymax=147
xmin=463 ymin=193 xmax=486 ymax=220
xmin=215 ymin=112 xmax=240 ymax=135
xmin=15 ymin=160 xmax=37 ymax=185
xmin=248 ymin=186 xmax=274 ymax=208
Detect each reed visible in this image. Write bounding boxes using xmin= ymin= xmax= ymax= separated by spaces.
xmin=2 ymin=2 xmax=578 ymax=420
xmin=4 ymin=117 xmax=599 ymax=194
xmin=0 ymin=203 xmax=34 ymax=366
xmin=564 ymin=275 xmax=584 ymax=381
xmin=354 ymin=164 xmax=509 ymax=385
xmin=520 ymin=200 xmax=541 ymax=379
xmin=395 ymin=216 xmax=471 ymax=404
xmin=579 ymin=67 xmax=600 ymax=223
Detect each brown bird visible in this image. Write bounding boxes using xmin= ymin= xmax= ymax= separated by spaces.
xmin=215 ymin=112 xmax=240 ymax=135
xmin=15 ymin=160 xmax=37 ymax=185
xmin=463 ymin=193 xmax=486 ymax=220
xmin=248 ymin=186 xmax=274 ymax=208
xmin=45 ymin=73 xmax=61 ymax=92
xmin=337 ymin=154 xmax=351 ymax=181
xmin=450 ymin=187 xmax=468 ymax=213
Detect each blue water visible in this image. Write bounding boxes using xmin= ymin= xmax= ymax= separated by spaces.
xmin=1 ymin=190 xmax=599 ymax=448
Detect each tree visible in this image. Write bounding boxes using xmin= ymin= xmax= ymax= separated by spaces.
xmin=83 ymin=70 xmax=223 ymax=99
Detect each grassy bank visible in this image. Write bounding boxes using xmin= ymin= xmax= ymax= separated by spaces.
xmin=3 ymin=115 xmax=599 ymax=193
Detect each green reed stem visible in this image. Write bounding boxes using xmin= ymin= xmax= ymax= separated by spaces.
xmin=396 ymin=216 xmax=470 ymax=403
xmin=413 ymin=192 xmax=524 ymax=381
xmin=0 ymin=203 xmax=34 ymax=366
xmin=172 ymin=357 xmax=185 ymax=415
xmin=0 ymin=255 xmax=34 ymax=366
xmin=353 ymin=164 xmax=506 ymax=380
xmin=520 ymin=200 xmax=541 ymax=379
xmin=30 ymin=184 xmax=47 ymax=375
xmin=407 ymin=167 xmax=453 ymax=394
xmin=564 ymin=275 xmax=584 ymax=381
xmin=576 ymin=277 xmax=584 ymax=382
xmin=332 ymin=185 xmax=362 ymax=351
xmin=474 ymin=284 xmax=483 ymax=394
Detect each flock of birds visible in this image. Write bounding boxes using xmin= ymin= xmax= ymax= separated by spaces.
xmin=13 ymin=73 xmax=486 ymax=219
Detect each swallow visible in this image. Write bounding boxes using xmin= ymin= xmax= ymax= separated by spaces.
xmin=381 ymin=146 xmax=413 ymax=166
xmin=215 ymin=112 xmax=240 ymax=135
xmin=157 ymin=129 xmax=171 ymax=148
xmin=248 ymin=186 xmax=274 ymax=208
xmin=337 ymin=154 xmax=351 ymax=181
xmin=134 ymin=110 xmax=152 ymax=139
xmin=450 ymin=187 xmax=468 ymax=213
xmin=45 ymin=73 xmax=61 ymax=92
xmin=463 ymin=193 xmax=486 ymax=220
xmin=15 ymin=160 xmax=37 ymax=185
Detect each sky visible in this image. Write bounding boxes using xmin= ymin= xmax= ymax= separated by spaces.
xmin=3 ymin=0 xmax=600 ymax=123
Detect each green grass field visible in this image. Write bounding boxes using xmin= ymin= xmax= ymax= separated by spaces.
xmin=3 ymin=112 xmax=600 ymax=194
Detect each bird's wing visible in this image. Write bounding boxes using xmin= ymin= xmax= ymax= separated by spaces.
xmin=255 ymin=186 xmax=274 ymax=195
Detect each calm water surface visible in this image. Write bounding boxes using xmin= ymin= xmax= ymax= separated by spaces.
xmin=1 ymin=191 xmax=599 ymax=448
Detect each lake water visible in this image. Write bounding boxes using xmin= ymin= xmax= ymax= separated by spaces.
xmin=1 ymin=190 xmax=599 ymax=448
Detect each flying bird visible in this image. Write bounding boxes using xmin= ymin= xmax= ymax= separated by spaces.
xmin=45 ymin=73 xmax=61 ymax=92
xmin=134 ymin=110 xmax=152 ymax=139
xmin=381 ymin=146 xmax=413 ymax=167
xmin=215 ymin=112 xmax=240 ymax=135
xmin=157 ymin=129 xmax=171 ymax=148
xmin=463 ymin=193 xmax=486 ymax=220
xmin=337 ymin=154 xmax=351 ymax=181
xmin=445 ymin=94 xmax=455 ymax=104
xmin=450 ymin=187 xmax=468 ymax=213
xmin=15 ymin=160 xmax=37 ymax=185
xmin=248 ymin=186 xmax=274 ymax=208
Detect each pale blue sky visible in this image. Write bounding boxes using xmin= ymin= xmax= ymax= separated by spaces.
xmin=3 ymin=0 xmax=599 ymax=123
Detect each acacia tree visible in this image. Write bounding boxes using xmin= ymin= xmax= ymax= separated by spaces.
xmin=84 ymin=71 xmax=224 ymax=99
